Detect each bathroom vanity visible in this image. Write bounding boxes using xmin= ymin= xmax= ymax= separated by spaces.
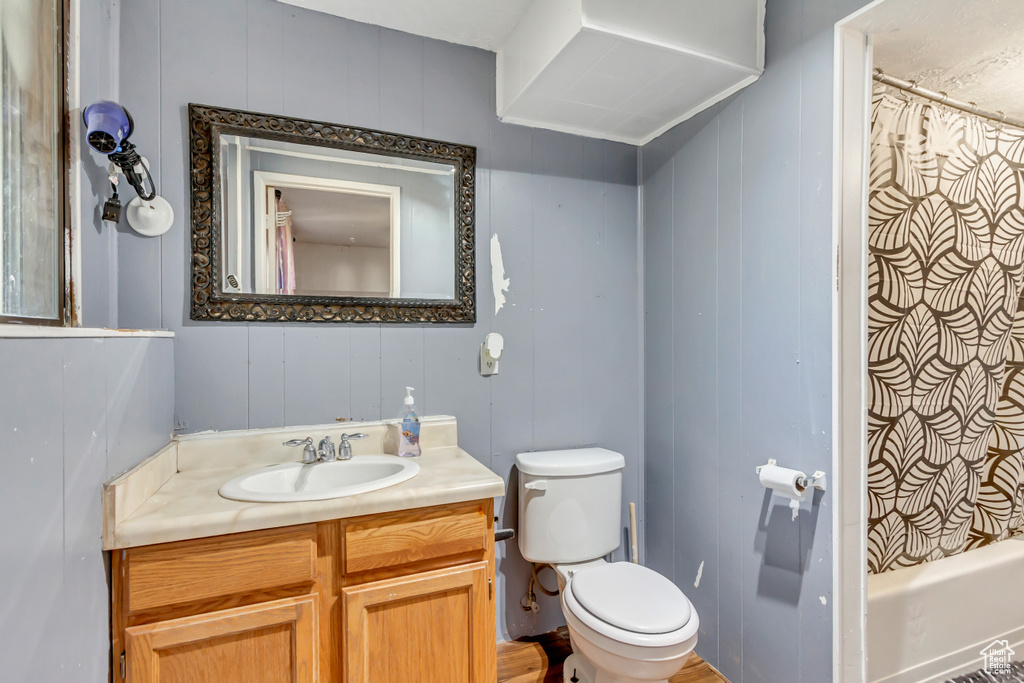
xmin=103 ymin=417 xmax=504 ymax=683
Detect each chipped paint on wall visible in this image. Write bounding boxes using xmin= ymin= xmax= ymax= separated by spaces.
xmin=490 ymin=234 xmax=510 ymax=315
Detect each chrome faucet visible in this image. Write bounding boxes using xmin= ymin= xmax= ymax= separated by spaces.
xmin=285 ymin=434 xmax=367 ymax=463
xmin=318 ymin=436 xmax=336 ymax=462
xmin=283 ymin=437 xmax=317 ymax=464
xmin=338 ymin=433 xmax=368 ymax=460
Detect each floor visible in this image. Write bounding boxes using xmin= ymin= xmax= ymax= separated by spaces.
xmin=497 ymin=628 xmax=728 ymax=683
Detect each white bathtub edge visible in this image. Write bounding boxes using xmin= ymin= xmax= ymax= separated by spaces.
xmin=872 ymin=625 xmax=1024 ymax=683
xmin=868 ymin=536 xmax=1024 ymax=683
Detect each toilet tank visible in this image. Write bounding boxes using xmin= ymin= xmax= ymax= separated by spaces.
xmin=516 ymin=448 xmax=625 ymax=564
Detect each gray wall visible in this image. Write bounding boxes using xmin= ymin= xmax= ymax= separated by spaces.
xmin=641 ymin=0 xmax=867 ymax=680
xmin=78 ymin=0 xmax=121 ymax=328
xmin=0 ymin=336 xmax=174 ymax=682
xmin=114 ymin=0 xmax=642 ymax=640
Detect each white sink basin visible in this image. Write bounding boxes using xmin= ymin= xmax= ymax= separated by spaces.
xmin=219 ymin=455 xmax=420 ymax=503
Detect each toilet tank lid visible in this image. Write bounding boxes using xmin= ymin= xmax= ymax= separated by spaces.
xmin=515 ymin=448 xmax=625 ymax=476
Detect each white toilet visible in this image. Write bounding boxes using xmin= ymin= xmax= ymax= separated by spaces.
xmin=516 ymin=448 xmax=699 ymax=683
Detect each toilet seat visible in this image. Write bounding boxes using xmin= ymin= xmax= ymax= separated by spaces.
xmin=562 ymin=562 xmax=699 ymax=648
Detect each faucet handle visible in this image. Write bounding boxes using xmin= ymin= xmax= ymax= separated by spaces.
xmin=284 ymin=437 xmax=317 ymax=464
xmin=338 ymin=433 xmax=368 ymax=460
xmin=339 ymin=432 xmax=368 ymax=443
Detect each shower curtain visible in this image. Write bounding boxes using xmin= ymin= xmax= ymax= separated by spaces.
xmin=275 ymin=193 xmax=295 ymax=295
xmin=867 ymin=83 xmax=1024 ymax=573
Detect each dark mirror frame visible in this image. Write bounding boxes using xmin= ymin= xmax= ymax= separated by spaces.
xmin=188 ymin=103 xmax=476 ymax=323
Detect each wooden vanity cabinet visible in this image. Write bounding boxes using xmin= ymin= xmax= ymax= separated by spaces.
xmin=111 ymin=500 xmax=496 ymax=683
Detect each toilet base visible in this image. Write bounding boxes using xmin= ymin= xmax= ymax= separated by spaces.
xmin=562 ymin=653 xmax=670 ymax=683
xmin=562 ymin=654 xmax=591 ymax=683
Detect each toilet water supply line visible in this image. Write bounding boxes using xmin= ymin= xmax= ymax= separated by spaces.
xmin=521 ymin=563 xmax=559 ymax=613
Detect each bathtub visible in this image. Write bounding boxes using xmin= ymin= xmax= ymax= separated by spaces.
xmin=867 ymin=536 xmax=1024 ymax=682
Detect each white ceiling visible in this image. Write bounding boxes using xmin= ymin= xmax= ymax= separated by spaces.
xmin=275 ymin=0 xmax=533 ymax=51
xmin=283 ymin=187 xmax=391 ymax=248
xmin=854 ymin=0 xmax=1024 ymax=122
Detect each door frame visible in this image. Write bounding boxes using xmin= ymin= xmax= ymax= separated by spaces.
xmin=252 ymin=171 xmax=402 ymax=297
xmin=832 ymin=1 xmax=890 ymax=680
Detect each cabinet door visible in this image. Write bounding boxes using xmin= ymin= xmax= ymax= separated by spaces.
xmin=343 ymin=562 xmax=494 ymax=683
xmin=124 ymin=594 xmax=318 ymax=683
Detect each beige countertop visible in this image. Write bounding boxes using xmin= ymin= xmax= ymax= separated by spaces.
xmin=102 ymin=416 xmax=505 ymax=550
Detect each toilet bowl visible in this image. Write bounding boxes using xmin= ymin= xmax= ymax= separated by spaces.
xmin=554 ymin=561 xmax=698 ymax=683
xmin=515 ymin=448 xmax=700 ymax=683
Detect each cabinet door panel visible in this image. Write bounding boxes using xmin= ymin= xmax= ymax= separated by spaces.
xmin=343 ymin=562 xmax=493 ymax=683
xmin=125 ymin=594 xmax=317 ymax=683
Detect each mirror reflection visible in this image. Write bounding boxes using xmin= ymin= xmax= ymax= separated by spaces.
xmin=219 ymin=135 xmax=457 ymax=300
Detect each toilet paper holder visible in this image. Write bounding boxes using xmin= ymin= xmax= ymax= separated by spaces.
xmin=755 ymin=459 xmax=827 ymax=493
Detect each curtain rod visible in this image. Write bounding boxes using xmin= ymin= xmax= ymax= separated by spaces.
xmin=873 ymin=69 xmax=1024 ymax=131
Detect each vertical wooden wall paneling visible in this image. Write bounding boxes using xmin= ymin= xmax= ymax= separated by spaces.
xmin=62 ymin=338 xmax=110 ymax=682
xmin=739 ymin=0 xmax=804 ymax=675
xmin=0 ymin=337 xmax=174 ymax=680
xmin=715 ymin=97 xmax=745 ymax=683
xmin=602 ymin=149 xmax=643 ymax=556
xmin=797 ymin=3 xmax=845 ymax=680
xmin=0 ymin=340 xmax=65 ymax=682
xmin=116 ymin=0 xmax=162 ymax=332
xmin=672 ymin=108 xmax=722 ymax=665
xmin=78 ymin=0 xmax=121 ymax=328
xmin=642 ymin=132 xmax=676 ymax=584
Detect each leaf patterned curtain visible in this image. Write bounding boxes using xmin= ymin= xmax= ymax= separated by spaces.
xmin=867 ymin=84 xmax=1024 ymax=574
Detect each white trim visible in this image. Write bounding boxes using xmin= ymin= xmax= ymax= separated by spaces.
xmin=252 ymin=171 xmax=402 ymax=297
xmin=243 ymin=145 xmax=454 ymax=177
xmin=635 ymin=71 xmax=761 ymax=146
xmin=636 ymin=151 xmax=646 ymax=565
xmin=233 ymin=137 xmax=246 ymax=290
xmin=495 ymin=113 xmax=645 ymax=145
xmin=0 ymin=325 xmax=173 ymax=339
xmin=832 ymin=19 xmax=873 ymax=683
xmin=254 ymin=176 xmax=274 ymax=293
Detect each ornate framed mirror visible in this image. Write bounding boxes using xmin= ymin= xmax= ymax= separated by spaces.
xmin=188 ymin=104 xmax=476 ymax=323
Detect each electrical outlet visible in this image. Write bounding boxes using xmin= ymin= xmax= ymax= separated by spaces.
xmin=480 ymin=343 xmax=499 ymax=376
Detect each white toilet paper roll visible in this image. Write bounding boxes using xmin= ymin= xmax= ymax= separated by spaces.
xmin=758 ymin=462 xmax=808 ymax=502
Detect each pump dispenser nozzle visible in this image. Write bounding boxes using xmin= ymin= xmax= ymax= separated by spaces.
xmin=405 ymin=387 xmax=415 ymax=406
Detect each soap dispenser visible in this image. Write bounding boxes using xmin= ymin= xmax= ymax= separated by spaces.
xmin=398 ymin=386 xmax=421 ymax=457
